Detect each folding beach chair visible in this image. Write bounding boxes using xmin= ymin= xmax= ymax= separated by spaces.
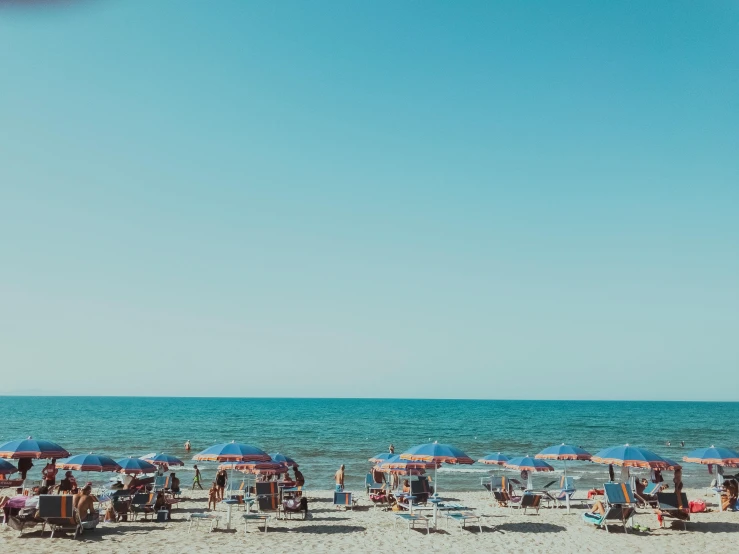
xmin=38 ymin=494 xmax=82 ymax=539
xmin=636 ymin=481 xmax=662 ymax=507
xmin=582 ymin=482 xmax=637 ymax=533
xmin=656 ymin=492 xmax=690 ymax=530
xmin=443 ymin=511 xmax=483 ymax=533
xmin=188 ymin=513 xmax=220 ymax=533
xmin=7 ymin=507 xmax=43 ymax=536
xmin=410 ymin=478 xmax=430 ymax=504
xmin=510 ymin=492 xmax=542 ymax=514
xmin=393 ymin=512 xmax=429 ymax=535
xmin=333 ymin=490 xmax=357 ymax=509
xmin=553 ymin=476 xmax=577 ymax=507
xmin=130 ymin=492 xmax=156 ymax=521
xmin=152 ymin=475 xmax=166 ymax=492
xmin=255 ymin=482 xmax=280 ymax=514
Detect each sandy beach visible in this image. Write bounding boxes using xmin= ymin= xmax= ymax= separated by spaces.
xmin=1 ymin=486 xmax=736 ymax=553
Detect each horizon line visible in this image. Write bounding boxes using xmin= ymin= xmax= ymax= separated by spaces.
xmin=0 ymin=394 xmax=736 ymax=403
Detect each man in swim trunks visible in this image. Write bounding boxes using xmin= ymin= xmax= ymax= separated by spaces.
xmin=192 ymin=464 xmax=203 ymax=490
xmin=334 ymin=465 xmax=345 ymax=491
xmin=74 ymin=484 xmax=96 ymax=522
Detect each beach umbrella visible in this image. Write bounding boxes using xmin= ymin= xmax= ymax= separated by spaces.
xmin=269 ymin=453 xmax=297 ymax=468
xmin=194 ymin=441 xmax=271 ymax=495
xmin=504 ymin=456 xmax=554 ymax=490
xmin=116 ymin=457 xmax=158 ymax=475
xmin=535 ymin=444 xmax=591 ymax=513
xmin=0 ymin=437 xmax=70 ymax=460
xmin=220 ymin=461 xmax=289 ymax=476
xmin=0 ymin=459 xmax=18 ymax=475
xmin=141 ymin=453 xmax=185 ymax=467
xmin=478 ymin=452 xmax=510 ymax=466
xmin=368 ymin=452 xmax=396 ymax=464
xmin=683 ymin=446 xmax=739 ymax=467
xmin=400 ymin=441 xmax=474 ymax=497
xmin=193 ymin=441 xmax=271 ymax=463
xmin=56 ymin=454 xmax=121 ymax=472
xmin=591 ymin=445 xmax=675 ymax=470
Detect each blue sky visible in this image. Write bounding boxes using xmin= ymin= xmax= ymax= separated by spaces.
xmin=1 ymin=1 xmax=737 ymax=399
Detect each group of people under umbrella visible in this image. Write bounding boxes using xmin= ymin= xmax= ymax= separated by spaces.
xmin=367 ymin=440 xmax=739 ymax=515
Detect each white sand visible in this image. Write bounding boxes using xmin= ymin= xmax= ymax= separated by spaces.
xmin=1 ymin=487 xmax=736 ymax=553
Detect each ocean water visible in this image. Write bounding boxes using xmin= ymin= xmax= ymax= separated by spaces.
xmin=1 ymin=397 xmax=737 ymax=491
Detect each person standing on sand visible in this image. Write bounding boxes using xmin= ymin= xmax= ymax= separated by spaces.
xmin=184 ymin=440 xmax=191 ymax=451
xmin=215 ymin=469 xmax=227 ymax=500
xmin=42 ymin=459 xmax=58 ymax=488
xmin=192 ymin=464 xmax=203 ymax=490
xmin=335 ymin=465 xmax=345 ymax=491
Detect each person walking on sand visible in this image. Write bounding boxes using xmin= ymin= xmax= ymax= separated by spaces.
xmin=184 ymin=440 xmax=191 ymax=452
xmin=335 ymin=464 xmax=345 ymax=492
xmin=192 ymin=464 xmax=203 ymax=490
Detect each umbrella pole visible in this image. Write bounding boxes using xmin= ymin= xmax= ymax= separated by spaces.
xmin=564 ymin=460 xmax=570 ymax=514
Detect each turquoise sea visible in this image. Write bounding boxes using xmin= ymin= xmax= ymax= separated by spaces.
xmin=2 ymin=397 xmax=737 ymax=491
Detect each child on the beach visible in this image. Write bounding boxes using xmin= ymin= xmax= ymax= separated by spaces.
xmin=208 ymin=483 xmax=219 ymax=510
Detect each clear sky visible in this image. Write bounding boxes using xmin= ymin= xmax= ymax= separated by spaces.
xmin=1 ymin=1 xmax=737 ymax=400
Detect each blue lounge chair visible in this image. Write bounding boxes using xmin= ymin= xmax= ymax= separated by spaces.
xmin=656 ymin=492 xmax=690 ymax=530
xmin=333 ymin=491 xmax=356 ymax=510
xmin=582 ymin=482 xmax=636 ymax=533
xmin=553 ymin=476 xmax=577 ymax=507
xmin=393 ymin=512 xmax=429 ymax=534
xmin=510 ymin=492 xmax=542 ymax=514
xmin=38 ymin=494 xmax=82 ymax=539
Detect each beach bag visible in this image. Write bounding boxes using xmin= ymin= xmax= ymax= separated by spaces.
xmin=689 ymin=500 xmax=706 ymax=513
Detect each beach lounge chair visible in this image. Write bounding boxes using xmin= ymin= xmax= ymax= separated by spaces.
xmin=443 ymin=510 xmax=483 ymax=533
xmin=393 ymin=512 xmax=429 ymax=535
xmin=510 ymin=492 xmax=542 ymax=514
xmin=38 ymin=494 xmax=82 ymax=539
xmin=130 ymin=492 xmax=156 ymax=521
xmin=553 ymin=476 xmax=577 ymax=507
xmin=582 ymin=482 xmax=637 ymax=533
xmin=243 ymin=512 xmax=271 ymax=533
xmin=188 ymin=513 xmax=220 ymax=532
xmin=0 ymin=476 xmax=24 ymax=490
xmin=636 ymin=481 xmax=662 ymax=507
xmin=152 ymin=475 xmax=166 ymax=491
xmin=280 ymin=496 xmax=308 ymax=520
xmin=410 ymin=478 xmax=430 ymax=504
xmin=369 ymin=487 xmax=390 ymax=509
xmin=656 ymin=492 xmax=690 ymax=530
xmin=333 ymin=491 xmax=357 ymax=510
xmin=6 ymin=506 xmax=43 ymax=536
xmin=112 ymin=498 xmax=131 ymax=522
xmin=482 ymin=476 xmax=503 ymax=495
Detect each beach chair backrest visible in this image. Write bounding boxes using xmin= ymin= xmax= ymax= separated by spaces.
xmin=257 ymin=494 xmax=279 ymax=511
xmin=521 ymin=493 xmax=541 ymax=508
xmin=256 ymin=481 xmax=278 ymax=497
xmin=153 ymin=475 xmax=166 ymax=489
xmin=131 ymin=493 xmax=150 ymax=506
xmin=163 ymin=475 xmax=171 ymax=489
xmin=365 ymin=473 xmax=373 ymax=488
xmin=657 ymin=492 xmax=688 ymax=511
xmin=333 ymin=491 xmax=353 ymax=506
xmin=604 ymin=482 xmax=635 ymax=505
xmin=38 ymin=495 xmax=74 ymax=519
xmin=559 ymin=476 xmax=574 ymax=491
xmin=643 ymin=481 xmax=660 ymax=495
